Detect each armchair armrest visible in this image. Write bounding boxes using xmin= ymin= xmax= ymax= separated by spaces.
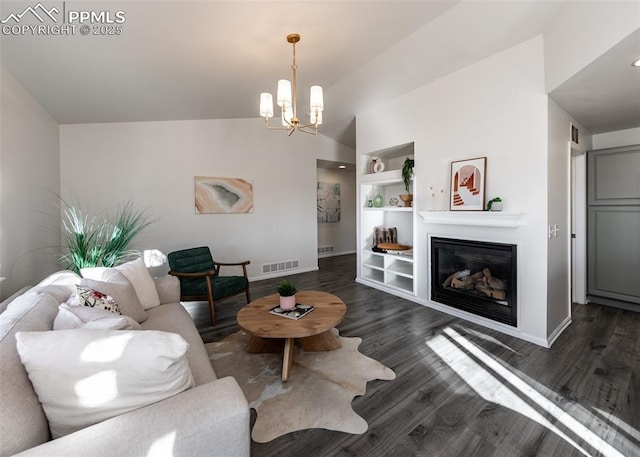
xmin=14 ymin=377 xmax=250 ymax=457
xmin=213 ymin=260 xmax=250 ymax=278
xmin=213 ymin=261 xmax=250 ymax=267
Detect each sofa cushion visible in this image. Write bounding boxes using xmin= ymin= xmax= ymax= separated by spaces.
xmin=15 ymin=329 xmax=194 ymax=439
xmin=75 ymin=285 xmax=121 ymax=314
xmin=82 ymin=258 xmax=160 ymax=310
xmin=53 ymin=303 xmax=140 ymax=330
xmin=141 ymin=303 xmax=216 ymax=385
xmin=0 ymin=291 xmax=61 ymax=456
xmin=79 ymin=278 xmax=148 ymax=323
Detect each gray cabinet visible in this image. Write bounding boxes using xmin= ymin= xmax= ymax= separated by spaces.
xmin=587 ymin=145 xmax=640 ymax=308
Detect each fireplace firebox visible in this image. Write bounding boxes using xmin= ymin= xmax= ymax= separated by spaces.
xmin=431 ymin=237 xmax=517 ymax=326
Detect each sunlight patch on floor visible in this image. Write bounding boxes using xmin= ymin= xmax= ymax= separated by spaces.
xmin=426 ymin=327 xmax=627 ymax=457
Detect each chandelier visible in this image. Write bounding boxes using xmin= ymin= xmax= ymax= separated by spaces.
xmin=259 ymin=33 xmax=324 ymax=136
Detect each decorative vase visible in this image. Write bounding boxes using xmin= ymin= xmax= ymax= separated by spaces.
xmin=490 ymin=202 xmax=503 ymax=211
xmin=279 ymin=294 xmax=296 ymax=310
xmin=399 ymin=194 xmax=413 ymax=207
xmin=373 ymin=190 xmax=384 ymax=207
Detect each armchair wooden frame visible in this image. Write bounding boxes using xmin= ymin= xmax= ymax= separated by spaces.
xmin=168 ymin=260 xmax=251 ymax=325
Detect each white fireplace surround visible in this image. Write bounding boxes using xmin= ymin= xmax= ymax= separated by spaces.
xmin=418 ymin=211 xmax=526 ymax=228
xmin=418 ymin=210 xmax=541 ymax=345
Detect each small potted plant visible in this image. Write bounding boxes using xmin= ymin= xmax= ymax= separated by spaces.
xmin=276 ymin=279 xmax=297 ymax=310
xmin=486 ymin=197 xmax=503 ymax=211
xmin=400 ymin=157 xmax=414 ymax=207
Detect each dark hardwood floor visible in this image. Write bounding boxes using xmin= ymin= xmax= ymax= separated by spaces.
xmin=185 ymin=254 xmax=640 ymax=457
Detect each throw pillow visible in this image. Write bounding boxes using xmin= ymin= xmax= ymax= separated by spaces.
xmin=82 ymin=258 xmax=160 ymax=310
xmin=76 ymin=286 xmax=121 ymax=314
xmin=79 ymin=278 xmax=147 ymax=323
xmin=53 ymin=303 xmax=141 ymax=331
xmin=15 ymin=329 xmax=194 ymax=438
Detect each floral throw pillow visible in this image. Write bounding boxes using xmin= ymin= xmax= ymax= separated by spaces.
xmin=75 ymin=285 xmax=121 ymax=314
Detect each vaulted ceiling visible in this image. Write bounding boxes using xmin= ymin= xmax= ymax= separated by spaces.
xmin=2 ymin=1 xmax=638 ymax=149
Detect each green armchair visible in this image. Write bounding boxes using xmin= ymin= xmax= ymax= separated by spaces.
xmin=167 ymin=246 xmax=251 ymax=326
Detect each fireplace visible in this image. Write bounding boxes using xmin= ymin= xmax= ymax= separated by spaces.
xmin=431 ymin=237 xmax=517 ymax=326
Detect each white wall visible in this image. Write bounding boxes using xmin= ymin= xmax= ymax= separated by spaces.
xmin=544 ymin=1 xmax=640 ymax=92
xmin=357 ymin=36 xmax=553 ymax=345
xmin=592 ymin=127 xmax=640 ymax=150
xmin=546 ymin=99 xmax=593 ymax=339
xmin=60 ymin=119 xmax=354 ymax=280
xmin=317 ymin=167 xmax=356 ymax=257
xmin=0 ymin=67 xmax=61 ymax=299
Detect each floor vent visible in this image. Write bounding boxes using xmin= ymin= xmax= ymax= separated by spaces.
xmin=262 ymin=259 xmax=300 ymax=274
xmin=318 ymin=246 xmax=334 ymax=255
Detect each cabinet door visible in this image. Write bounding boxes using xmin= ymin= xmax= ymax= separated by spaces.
xmin=587 ymin=207 xmax=640 ymax=304
xmin=587 ymin=145 xmax=640 ymax=307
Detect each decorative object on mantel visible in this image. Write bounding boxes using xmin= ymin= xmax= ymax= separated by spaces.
xmin=486 ymin=197 xmax=503 ymax=211
xmin=399 ymin=157 xmax=414 ymax=207
xmin=276 ymin=280 xmax=297 ymax=310
xmin=450 ymin=157 xmax=486 ymax=211
xmin=259 ymin=33 xmax=323 ymax=136
xmin=428 ymin=186 xmax=447 ymax=211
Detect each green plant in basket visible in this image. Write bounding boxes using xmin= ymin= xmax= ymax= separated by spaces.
xmin=276 ymin=280 xmax=297 ymax=297
xmin=60 ymin=198 xmax=155 ymax=274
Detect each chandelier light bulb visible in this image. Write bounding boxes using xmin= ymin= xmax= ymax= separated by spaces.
xmin=259 ymin=93 xmax=274 ymax=118
xmin=276 ymin=79 xmax=292 ymax=108
xmin=310 ymin=86 xmax=324 ymax=111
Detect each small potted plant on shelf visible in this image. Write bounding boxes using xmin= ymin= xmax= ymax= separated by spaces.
xmin=400 ymin=157 xmax=414 ymax=207
xmin=276 ymin=279 xmax=297 ymax=310
xmin=486 ymin=197 xmax=503 ymax=211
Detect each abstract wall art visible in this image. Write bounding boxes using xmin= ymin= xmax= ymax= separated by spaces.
xmin=450 ymin=157 xmax=486 ymax=211
xmin=317 ymin=182 xmax=340 ymax=222
xmin=195 ymin=176 xmax=254 ymax=214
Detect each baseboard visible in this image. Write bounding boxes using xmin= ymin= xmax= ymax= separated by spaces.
xmin=249 ymin=266 xmax=319 ymax=282
xmin=546 ymin=315 xmax=572 ymax=347
xmin=318 ymin=250 xmax=356 ymax=259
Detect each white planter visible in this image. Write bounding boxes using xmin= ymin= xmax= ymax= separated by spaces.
xmin=279 ymin=295 xmax=296 ymax=310
xmin=490 ymin=202 xmax=503 ymax=211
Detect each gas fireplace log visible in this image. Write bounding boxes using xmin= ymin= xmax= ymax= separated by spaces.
xmin=443 ymin=269 xmax=471 ymax=288
xmin=451 ymin=276 xmax=475 ymax=290
xmin=483 ymin=268 xmax=505 ymax=290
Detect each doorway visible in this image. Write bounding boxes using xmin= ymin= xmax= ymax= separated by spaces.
xmin=570 ymin=142 xmax=587 ymax=304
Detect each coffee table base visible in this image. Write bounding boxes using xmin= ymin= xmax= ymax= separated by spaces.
xmin=245 ymin=330 xmax=341 ymax=382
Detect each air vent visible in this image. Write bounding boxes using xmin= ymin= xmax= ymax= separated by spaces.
xmin=318 ymin=246 xmax=334 ymax=255
xmin=262 ymin=259 xmax=300 ymax=274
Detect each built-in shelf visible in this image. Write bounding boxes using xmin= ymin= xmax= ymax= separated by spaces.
xmin=363 ymin=206 xmax=412 ymax=212
xmin=418 ymin=211 xmax=526 ymax=228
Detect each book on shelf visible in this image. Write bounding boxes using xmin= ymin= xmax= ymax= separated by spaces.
xmin=269 ymin=303 xmax=315 ymax=320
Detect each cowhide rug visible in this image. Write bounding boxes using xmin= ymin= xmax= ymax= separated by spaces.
xmin=205 ymin=330 xmax=396 ymax=443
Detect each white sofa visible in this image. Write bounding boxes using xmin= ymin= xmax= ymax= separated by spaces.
xmin=0 ymin=270 xmax=250 ymax=457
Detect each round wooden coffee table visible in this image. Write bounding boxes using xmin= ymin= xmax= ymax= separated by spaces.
xmin=237 ymin=291 xmax=347 ymax=382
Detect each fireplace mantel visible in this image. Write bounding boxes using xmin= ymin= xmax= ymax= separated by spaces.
xmin=418 ymin=211 xmax=526 ymax=228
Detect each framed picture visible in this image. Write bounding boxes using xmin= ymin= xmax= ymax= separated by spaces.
xmin=450 ymin=157 xmax=486 ymax=211
xmin=317 ymin=182 xmax=341 ymax=222
xmin=194 ymin=176 xmax=254 ymax=214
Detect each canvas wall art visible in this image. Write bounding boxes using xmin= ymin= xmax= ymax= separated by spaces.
xmin=450 ymin=157 xmax=486 ymax=211
xmin=195 ymin=176 xmax=254 ymax=214
xmin=317 ymin=182 xmax=340 ymax=223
